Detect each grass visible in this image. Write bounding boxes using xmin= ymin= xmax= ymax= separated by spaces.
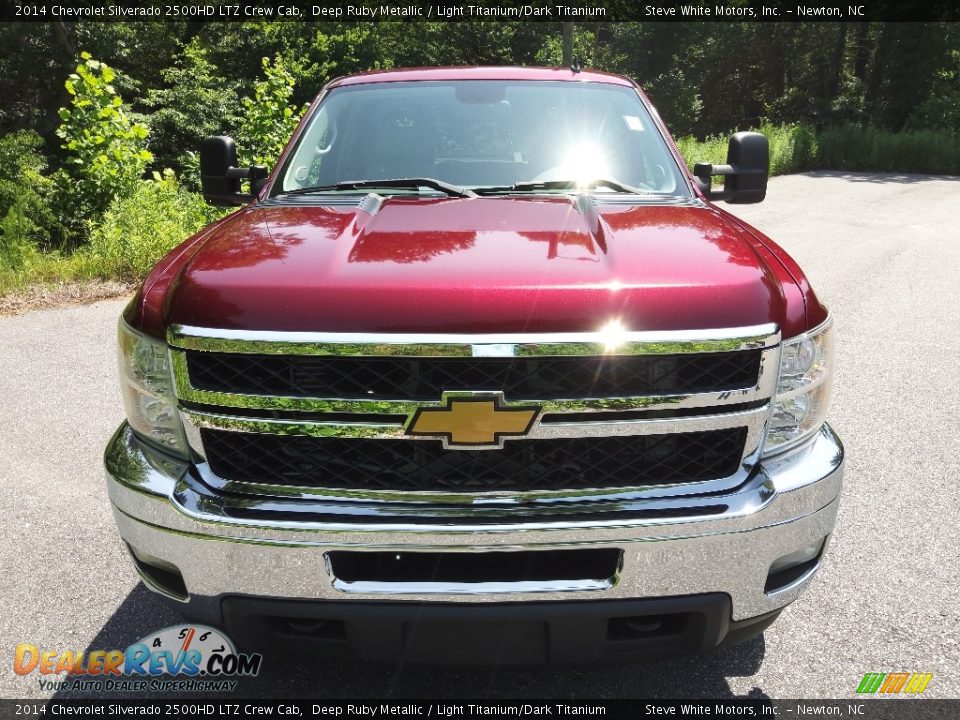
xmin=676 ymin=123 xmax=960 ymax=177
xmin=816 ymin=126 xmax=960 ymax=175
xmin=0 ymin=250 xmax=84 ymax=296
xmin=0 ymin=171 xmax=227 ymax=299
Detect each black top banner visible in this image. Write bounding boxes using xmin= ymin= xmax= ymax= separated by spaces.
xmin=3 ymin=0 xmax=960 ymax=23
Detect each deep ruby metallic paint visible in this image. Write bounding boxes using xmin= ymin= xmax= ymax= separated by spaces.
xmin=327 ymin=66 xmax=635 ymax=88
xmin=133 ymin=195 xmax=819 ymax=340
xmin=129 ymin=67 xmax=827 ymax=341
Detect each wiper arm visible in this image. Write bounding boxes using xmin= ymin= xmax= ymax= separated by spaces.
xmin=512 ymin=178 xmax=647 ymax=194
xmin=282 ymin=178 xmax=477 ymax=198
xmin=474 ymin=178 xmax=648 ymax=195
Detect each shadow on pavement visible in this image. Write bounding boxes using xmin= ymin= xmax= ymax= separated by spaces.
xmin=51 ymin=583 xmax=770 ymax=700
xmin=802 ymin=170 xmax=960 ymax=184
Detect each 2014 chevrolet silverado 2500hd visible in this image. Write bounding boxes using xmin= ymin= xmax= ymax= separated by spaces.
xmin=105 ymin=66 xmax=842 ymax=665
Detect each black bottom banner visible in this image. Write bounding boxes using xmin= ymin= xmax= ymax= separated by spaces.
xmin=0 ymin=700 xmax=957 ymax=720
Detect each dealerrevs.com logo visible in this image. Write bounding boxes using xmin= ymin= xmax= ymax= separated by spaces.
xmin=14 ymin=625 xmax=262 ymax=693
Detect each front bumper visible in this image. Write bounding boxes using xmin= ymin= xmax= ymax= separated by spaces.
xmin=105 ymin=422 xmax=843 ymax=659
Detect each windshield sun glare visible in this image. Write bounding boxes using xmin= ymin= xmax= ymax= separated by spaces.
xmin=278 ymin=80 xmax=688 ymax=197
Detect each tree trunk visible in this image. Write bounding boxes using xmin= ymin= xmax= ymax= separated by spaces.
xmin=827 ymin=24 xmax=848 ymax=100
xmin=562 ymin=23 xmax=574 ymax=66
xmin=593 ymin=22 xmax=607 ymax=67
xmin=851 ymin=22 xmax=870 ymax=82
xmin=51 ymin=21 xmax=75 ymax=56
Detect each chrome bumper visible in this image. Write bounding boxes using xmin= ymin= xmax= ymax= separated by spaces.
xmin=105 ymin=422 xmax=843 ymax=623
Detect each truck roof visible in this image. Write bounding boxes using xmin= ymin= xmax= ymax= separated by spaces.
xmin=326 ymin=66 xmax=636 ymax=88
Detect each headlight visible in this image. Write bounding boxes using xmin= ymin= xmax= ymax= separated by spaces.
xmin=763 ymin=317 xmax=835 ymax=456
xmin=117 ymin=320 xmax=188 ymax=457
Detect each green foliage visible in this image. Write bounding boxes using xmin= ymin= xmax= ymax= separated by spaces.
xmin=674 ymin=133 xmax=728 ymax=173
xmin=83 ymin=170 xmax=226 ymax=280
xmin=816 ymin=126 xmax=960 ymax=175
xmin=295 ymin=24 xmax=391 ymax=92
xmin=55 ymin=53 xmax=153 ymax=243
xmin=144 ymin=42 xmax=240 ymax=187
xmin=0 ymin=199 xmax=41 ymax=273
xmin=3 ymin=23 xmax=960 ymax=297
xmin=0 ymin=131 xmax=57 ymax=246
xmin=905 ymin=92 xmax=960 ymax=134
xmin=236 ymin=55 xmax=308 ymax=169
xmin=533 ymin=24 xmax=596 ymax=67
xmin=0 ymin=131 xmax=47 ymax=215
xmin=0 ymin=131 xmax=58 ymax=271
xmin=904 ymin=43 xmax=960 ymax=133
xmin=788 ymin=124 xmax=819 ymax=172
xmin=677 ymin=124 xmax=960 ymax=177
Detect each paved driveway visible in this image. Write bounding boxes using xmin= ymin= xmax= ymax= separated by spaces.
xmin=1 ymin=172 xmax=957 ymax=699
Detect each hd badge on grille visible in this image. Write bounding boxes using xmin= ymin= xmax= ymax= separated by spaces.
xmin=407 ymin=392 xmax=541 ymax=450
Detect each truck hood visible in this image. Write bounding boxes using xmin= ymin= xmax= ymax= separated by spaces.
xmin=159 ymin=196 xmax=804 ymax=335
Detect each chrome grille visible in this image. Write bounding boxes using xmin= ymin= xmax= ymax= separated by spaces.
xmin=168 ymin=324 xmax=780 ymax=500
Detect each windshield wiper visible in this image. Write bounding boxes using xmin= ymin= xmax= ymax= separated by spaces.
xmin=282 ymin=178 xmax=477 ymax=198
xmin=475 ymin=178 xmax=648 ymax=195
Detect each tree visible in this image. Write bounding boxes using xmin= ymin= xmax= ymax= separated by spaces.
xmin=143 ymin=41 xmax=240 ymax=183
xmin=562 ymin=22 xmax=574 ymax=65
xmin=236 ymin=55 xmax=308 ymax=168
xmin=55 ymin=53 xmax=153 ymax=243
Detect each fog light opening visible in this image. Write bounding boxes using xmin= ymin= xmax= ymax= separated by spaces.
xmin=607 ymin=613 xmax=686 ymax=642
xmin=127 ymin=543 xmax=188 ymax=601
xmin=764 ymin=538 xmax=827 ymax=593
xmin=277 ymin=618 xmax=347 ymax=641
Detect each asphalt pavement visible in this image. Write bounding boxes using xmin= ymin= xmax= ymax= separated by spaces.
xmin=1 ymin=171 xmax=957 ymax=699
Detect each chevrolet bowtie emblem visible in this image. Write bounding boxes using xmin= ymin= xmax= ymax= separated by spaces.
xmin=407 ymin=393 xmax=541 ymax=449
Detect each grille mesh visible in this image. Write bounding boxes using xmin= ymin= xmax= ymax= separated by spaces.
xmin=186 ymin=351 xmax=761 ymax=400
xmin=201 ymin=428 xmax=748 ymax=492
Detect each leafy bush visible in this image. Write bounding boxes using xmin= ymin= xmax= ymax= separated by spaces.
xmin=237 ymin=55 xmax=308 ymax=169
xmin=0 ymin=131 xmax=57 ymax=266
xmin=0 ymin=200 xmax=41 ymax=273
xmin=144 ymin=43 xmax=240 ymax=188
xmin=0 ymin=131 xmax=50 ymax=217
xmin=674 ymin=133 xmax=728 ymax=169
xmin=55 ymin=53 xmax=153 ymax=239
xmin=83 ymin=170 xmax=225 ymax=280
xmin=677 ymin=124 xmax=960 ymax=177
xmin=817 ymin=126 xmax=960 ymax=175
xmin=788 ymin=123 xmax=819 ymax=172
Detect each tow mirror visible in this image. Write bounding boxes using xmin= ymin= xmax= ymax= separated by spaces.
xmin=200 ymin=136 xmax=268 ymax=206
xmin=693 ymin=131 xmax=768 ymax=204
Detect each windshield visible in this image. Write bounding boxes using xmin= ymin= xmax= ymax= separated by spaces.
xmin=277 ymin=80 xmax=690 ymax=196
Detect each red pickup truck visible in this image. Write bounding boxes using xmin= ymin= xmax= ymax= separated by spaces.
xmin=106 ymin=66 xmax=842 ymax=665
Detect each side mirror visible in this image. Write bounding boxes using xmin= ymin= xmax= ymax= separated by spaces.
xmin=200 ymin=136 xmax=268 ymax=206
xmin=693 ymin=131 xmax=769 ymax=204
